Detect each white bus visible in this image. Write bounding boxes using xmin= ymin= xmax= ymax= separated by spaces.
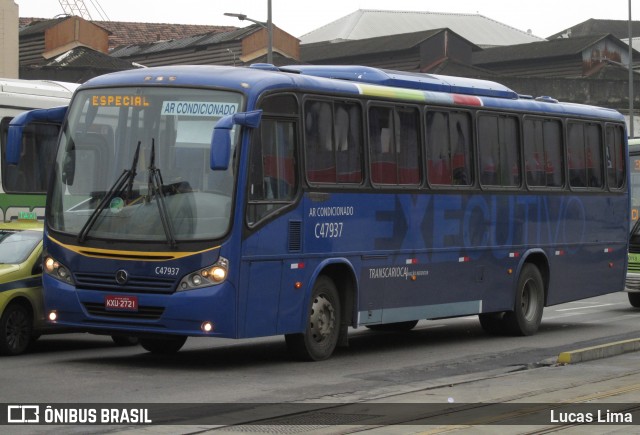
xmin=0 ymin=78 xmax=77 ymax=221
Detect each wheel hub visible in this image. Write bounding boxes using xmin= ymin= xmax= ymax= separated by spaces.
xmin=309 ymin=294 xmax=335 ymax=343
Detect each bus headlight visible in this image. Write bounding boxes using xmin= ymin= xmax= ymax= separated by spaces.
xmin=44 ymin=256 xmax=75 ymax=285
xmin=177 ymin=256 xmax=229 ymax=291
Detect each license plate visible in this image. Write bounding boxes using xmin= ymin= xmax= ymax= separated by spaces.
xmin=629 ymin=253 xmax=640 ymax=263
xmin=105 ymin=295 xmax=138 ymax=311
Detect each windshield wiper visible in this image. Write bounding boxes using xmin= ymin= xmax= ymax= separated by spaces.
xmin=77 ymin=141 xmax=142 ymax=243
xmin=147 ymin=140 xmax=177 ymax=249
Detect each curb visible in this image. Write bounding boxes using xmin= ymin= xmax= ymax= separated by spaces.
xmin=557 ymin=338 xmax=640 ymax=364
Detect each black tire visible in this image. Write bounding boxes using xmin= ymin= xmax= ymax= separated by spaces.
xmin=503 ymin=264 xmax=545 ymax=336
xmin=628 ymin=292 xmax=640 ymax=308
xmin=366 ymin=320 xmax=418 ymax=331
xmin=478 ymin=312 xmax=506 ymax=335
xmin=139 ymin=336 xmax=187 ymax=354
xmin=111 ymin=335 xmax=139 ymax=346
xmin=0 ymin=303 xmax=33 ymax=356
xmin=285 ymin=276 xmax=341 ymax=361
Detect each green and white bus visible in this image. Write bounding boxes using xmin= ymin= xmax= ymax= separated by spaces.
xmin=0 ymin=78 xmax=77 ymax=222
xmin=626 ymin=138 xmax=640 ymax=306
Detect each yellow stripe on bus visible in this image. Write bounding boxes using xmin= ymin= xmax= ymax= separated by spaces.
xmin=47 ymin=235 xmax=219 ymax=261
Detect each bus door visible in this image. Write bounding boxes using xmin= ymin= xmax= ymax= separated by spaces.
xmin=241 ymin=94 xmax=301 ymax=337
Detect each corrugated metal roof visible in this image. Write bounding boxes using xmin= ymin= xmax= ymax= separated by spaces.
xmin=302 ymin=29 xmax=448 ymax=62
xmin=110 ymin=25 xmax=261 ymax=59
xmin=547 ymin=18 xmax=640 ymax=40
xmin=19 ymin=17 xmax=235 ymax=51
xmin=472 ymin=34 xmax=625 ymax=65
xmin=41 ymin=46 xmax=141 ymax=69
xmin=300 ymin=9 xmax=543 ymax=47
xmin=19 ymin=17 xmax=69 ymax=37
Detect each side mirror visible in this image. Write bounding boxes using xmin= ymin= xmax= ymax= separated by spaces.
xmin=210 ymin=110 xmax=262 ymax=170
xmin=6 ymin=106 xmax=68 ymax=165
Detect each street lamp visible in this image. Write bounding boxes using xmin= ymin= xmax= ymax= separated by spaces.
xmin=224 ymin=0 xmax=273 ymax=64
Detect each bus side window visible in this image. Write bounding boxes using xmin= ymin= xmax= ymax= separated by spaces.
xmin=396 ymin=107 xmax=421 ymax=185
xmin=247 ymin=117 xmax=297 ymax=225
xmin=426 ymin=111 xmax=450 ymax=185
xmin=369 ymin=106 xmax=397 ymax=184
xmin=426 ymin=110 xmax=473 ymax=186
xmin=335 ymin=103 xmax=363 ymax=183
xmin=585 ymin=123 xmax=603 ymax=188
xmin=568 ymin=123 xmax=586 ymax=187
xmin=305 ymin=101 xmax=335 ymax=183
xmin=478 ymin=114 xmax=520 ymax=187
xmin=605 ymin=124 xmax=625 ymax=189
xmin=568 ymin=121 xmax=603 ymax=189
xmin=523 ymin=117 xmax=564 ymax=188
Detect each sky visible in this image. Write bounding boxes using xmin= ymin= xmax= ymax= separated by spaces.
xmin=13 ymin=0 xmax=636 ymax=39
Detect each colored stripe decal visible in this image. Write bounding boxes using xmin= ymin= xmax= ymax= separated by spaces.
xmin=0 ymin=277 xmax=41 ymax=293
xmin=452 ymin=94 xmax=483 ymax=107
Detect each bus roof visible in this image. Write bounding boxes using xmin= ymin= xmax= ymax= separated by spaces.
xmin=80 ymin=64 xmax=624 ymax=122
xmin=280 ymin=65 xmax=519 ymax=99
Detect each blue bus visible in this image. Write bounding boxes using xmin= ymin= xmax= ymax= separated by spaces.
xmin=7 ymin=65 xmax=629 ymax=360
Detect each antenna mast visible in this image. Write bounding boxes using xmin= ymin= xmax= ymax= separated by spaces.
xmin=58 ymin=0 xmax=110 ymax=21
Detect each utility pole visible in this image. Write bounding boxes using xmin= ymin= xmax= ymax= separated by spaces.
xmin=630 ymin=0 xmax=634 ymax=137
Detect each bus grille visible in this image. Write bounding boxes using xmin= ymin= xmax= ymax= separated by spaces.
xmin=74 ymin=272 xmax=176 ymax=294
xmin=83 ymin=302 xmax=164 ymax=320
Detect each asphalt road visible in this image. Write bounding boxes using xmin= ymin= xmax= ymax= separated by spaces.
xmin=3 ymin=291 xmax=640 ymax=434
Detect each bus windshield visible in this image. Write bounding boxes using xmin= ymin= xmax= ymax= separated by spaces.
xmin=48 ymin=87 xmax=243 ymax=244
xmin=629 ymin=143 xmax=640 ymax=226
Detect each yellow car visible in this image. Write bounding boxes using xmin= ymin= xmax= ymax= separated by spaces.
xmin=0 ymin=217 xmax=139 ymax=355
xmin=0 ymin=219 xmax=46 ymax=355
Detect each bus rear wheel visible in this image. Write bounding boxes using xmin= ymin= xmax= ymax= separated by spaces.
xmin=139 ymin=336 xmax=187 ymax=354
xmin=628 ymin=292 xmax=640 ymax=308
xmin=285 ymin=276 xmax=340 ymax=361
xmin=503 ymin=264 xmax=544 ymax=336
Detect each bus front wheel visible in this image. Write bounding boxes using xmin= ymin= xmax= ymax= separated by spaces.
xmin=139 ymin=336 xmax=187 ymax=354
xmin=285 ymin=276 xmax=341 ymax=361
xmin=503 ymin=264 xmax=544 ymax=336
